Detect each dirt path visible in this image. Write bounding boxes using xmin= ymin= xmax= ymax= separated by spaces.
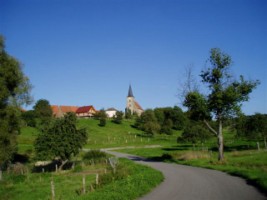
xmin=104 ymin=150 xmax=266 ymax=200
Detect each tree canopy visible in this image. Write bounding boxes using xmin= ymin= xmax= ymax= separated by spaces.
xmin=235 ymin=113 xmax=267 ymax=139
xmin=134 ymin=107 xmax=186 ymax=135
xmin=34 ymin=112 xmax=87 ymax=169
xmin=0 ymin=35 xmax=32 ymax=168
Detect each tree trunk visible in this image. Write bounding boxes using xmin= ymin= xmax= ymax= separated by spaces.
xmin=59 ymin=159 xmax=68 ymax=171
xmin=217 ymin=119 xmax=224 ymax=161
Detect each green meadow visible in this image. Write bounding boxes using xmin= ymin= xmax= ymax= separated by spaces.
xmin=6 ymin=118 xmax=267 ymax=199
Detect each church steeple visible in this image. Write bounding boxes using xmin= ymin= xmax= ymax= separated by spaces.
xmin=127 ymin=85 xmax=134 ymax=97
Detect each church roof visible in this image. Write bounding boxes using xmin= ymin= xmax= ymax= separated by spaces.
xmin=128 ymin=85 xmax=134 ymax=97
xmin=134 ymin=100 xmax=143 ymax=111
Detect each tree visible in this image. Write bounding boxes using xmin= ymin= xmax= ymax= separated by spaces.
xmin=183 ymin=48 xmax=259 ymax=161
xmin=125 ymin=108 xmax=133 ymax=119
xmin=136 ymin=109 xmax=161 ymax=135
xmin=112 ymin=111 xmax=123 ymax=124
xmin=33 ymin=99 xmax=53 ymax=130
xmin=0 ymin=35 xmax=32 ymax=168
xmin=34 ymin=112 xmax=87 ymax=170
xmin=178 ymin=121 xmax=212 ymax=143
xmin=34 ymin=99 xmax=52 ymax=119
xmin=96 ymin=109 xmax=107 ymax=127
xmin=168 ymin=106 xmax=187 ymax=130
xmin=235 ymin=113 xmax=267 ymax=139
xmin=21 ymin=110 xmax=36 ymax=127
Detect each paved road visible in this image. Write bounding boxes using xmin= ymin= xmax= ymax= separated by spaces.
xmin=104 ymin=150 xmax=266 ymax=200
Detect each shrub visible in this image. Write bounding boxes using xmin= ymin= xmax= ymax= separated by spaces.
xmin=72 ymin=164 xmax=83 ymax=172
xmin=178 ymin=121 xmax=212 ymax=143
xmin=82 ymin=150 xmax=107 ymax=164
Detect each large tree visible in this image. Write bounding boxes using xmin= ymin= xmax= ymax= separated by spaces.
xmin=183 ymin=48 xmax=259 ymax=161
xmin=33 ymin=99 xmax=53 ymax=130
xmin=34 ymin=112 xmax=87 ymax=170
xmin=0 ymin=36 xmax=32 ymax=168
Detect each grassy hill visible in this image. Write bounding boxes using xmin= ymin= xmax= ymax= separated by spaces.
xmin=16 ymin=118 xmax=267 ymax=194
xmin=18 ymin=118 xmax=182 ymax=154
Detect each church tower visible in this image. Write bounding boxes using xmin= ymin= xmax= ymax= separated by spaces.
xmin=126 ymin=85 xmax=143 ymax=116
xmin=126 ymin=85 xmax=135 ymax=114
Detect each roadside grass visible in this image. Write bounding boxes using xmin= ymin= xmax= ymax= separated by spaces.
xmin=83 ymin=158 xmax=164 ymax=200
xmin=0 ymin=158 xmax=163 ymax=200
xmin=117 ymin=146 xmax=267 ymax=193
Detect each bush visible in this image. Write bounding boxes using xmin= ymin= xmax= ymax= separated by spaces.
xmin=72 ymin=164 xmax=83 ymax=172
xmin=99 ymin=165 xmax=129 ymax=186
xmin=178 ymin=121 xmax=212 ymax=143
xmin=99 ymin=118 xmax=106 ymax=127
xmin=83 ymin=150 xmax=107 ymax=164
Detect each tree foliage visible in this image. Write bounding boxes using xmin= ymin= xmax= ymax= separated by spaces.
xmin=21 ymin=110 xmax=36 ymax=127
xmin=33 ymin=99 xmax=53 ymax=131
xmin=112 ymin=111 xmax=124 ymax=124
xmin=235 ymin=113 xmax=267 ymax=139
xmin=95 ymin=109 xmax=107 ymax=127
xmin=0 ymin=35 xmax=32 ymax=167
xmin=33 ymin=99 xmax=52 ymax=119
xmin=34 ymin=112 xmax=87 ymax=169
xmin=183 ymin=48 xmax=259 ymax=160
xmin=178 ymin=121 xmax=212 ymax=143
xmin=135 ymin=109 xmax=160 ymax=135
xmin=135 ymin=107 xmax=186 ymax=135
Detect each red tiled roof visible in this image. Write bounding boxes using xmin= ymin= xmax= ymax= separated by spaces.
xmin=134 ymin=101 xmax=143 ymax=111
xmin=51 ymin=105 xmax=79 ymax=117
xmin=76 ymin=106 xmax=96 ymax=114
xmin=60 ymin=106 xmax=78 ymax=113
xmin=51 ymin=105 xmax=60 ymax=117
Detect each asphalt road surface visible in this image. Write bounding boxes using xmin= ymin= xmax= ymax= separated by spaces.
xmin=104 ymin=150 xmax=267 ymax=200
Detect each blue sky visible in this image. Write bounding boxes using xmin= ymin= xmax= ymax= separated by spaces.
xmin=1 ymin=0 xmax=266 ymax=114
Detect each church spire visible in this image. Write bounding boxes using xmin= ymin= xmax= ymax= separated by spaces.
xmin=127 ymin=84 xmax=134 ymax=97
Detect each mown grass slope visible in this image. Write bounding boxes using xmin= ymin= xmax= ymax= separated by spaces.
xmin=18 ymin=118 xmax=182 ymax=154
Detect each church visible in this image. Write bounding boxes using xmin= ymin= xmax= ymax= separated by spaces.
xmin=126 ymin=85 xmax=144 ymax=116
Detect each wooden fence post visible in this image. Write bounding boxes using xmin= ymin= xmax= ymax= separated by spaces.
xmin=51 ymin=178 xmax=55 ymax=200
xmin=257 ymin=142 xmax=260 ymax=151
xmin=96 ymin=174 xmax=99 ymax=185
xmin=82 ymin=175 xmax=86 ymax=194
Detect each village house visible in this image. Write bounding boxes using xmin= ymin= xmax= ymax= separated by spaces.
xmin=51 ymin=105 xmax=97 ymax=118
xmin=76 ymin=106 xmax=97 ymax=118
xmin=51 ymin=105 xmax=79 ymax=118
xmin=105 ymin=108 xmax=118 ymax=118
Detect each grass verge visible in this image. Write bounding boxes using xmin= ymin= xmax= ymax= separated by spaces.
xmin=117 ymin=147 xmax=267 ymax=194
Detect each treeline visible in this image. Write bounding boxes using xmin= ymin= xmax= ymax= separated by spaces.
xmin=132 ymin=106 xmax=214 ymax=143
xmin=134 ymin=106 xmax=187 ymax=135
xmin=133 ymin=107 xmax=267 ymax=143
xmin=235 ymin=113 xmax=267 ymax=139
